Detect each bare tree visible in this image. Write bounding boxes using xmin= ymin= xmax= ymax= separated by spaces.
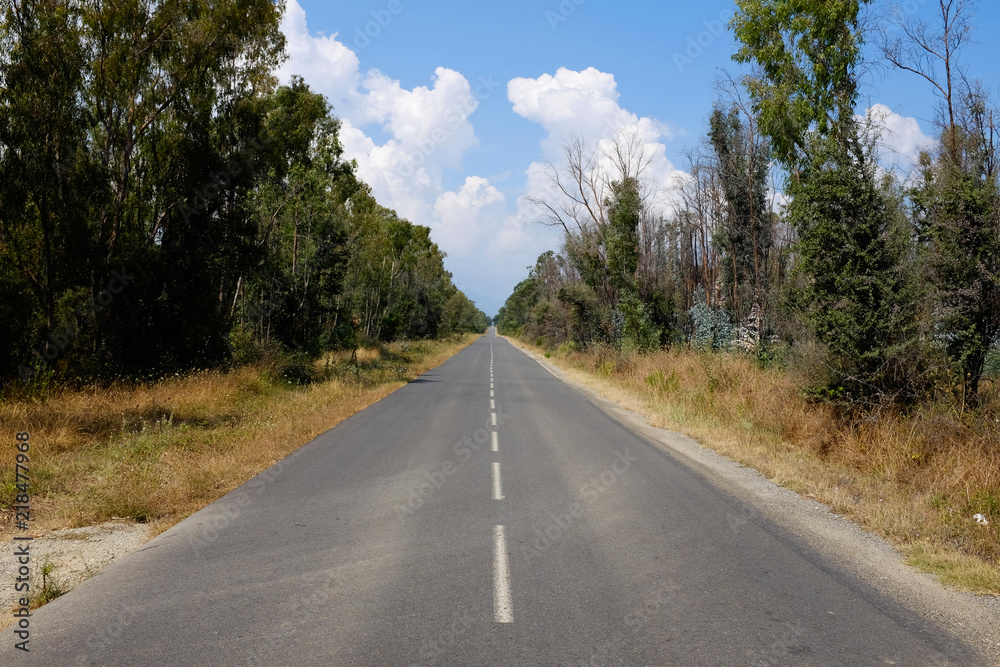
xmin=880 ymin=0 xmax=976 ymax=158
xmin=528 ymin=129 xmax=656 ymax=237
xmin=527 ymin=128 xmax=660 ymax=307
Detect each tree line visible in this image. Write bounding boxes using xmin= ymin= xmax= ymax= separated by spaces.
xmin=497 ymin=0 xmax=999 ymax=409
xmin=0 ymin=0 xmax=487 ymax=386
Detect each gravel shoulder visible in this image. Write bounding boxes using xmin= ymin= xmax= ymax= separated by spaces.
xmin=514 ymin=340 xmax=1000 ymax=665
xmin=1 ymin=522 xmax=151 ymax=630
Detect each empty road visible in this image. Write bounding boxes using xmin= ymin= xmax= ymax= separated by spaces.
xmin=3 ymin=330 xmax=993 ymax=665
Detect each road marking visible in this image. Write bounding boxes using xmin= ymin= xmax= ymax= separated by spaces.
xmin=490 ymin=389 xmax=494 ymax=397
xmin=491 ymin=413 xmax=497 ymax=426
xmin=492 ymin=462 xmax=504 ymax=500
xmin=491 ymin=431 xmax=498 ymax=452
xmin=493 ymin=525 xmax=514 ymax=623
xmin=490 ymin=399 xmax=495 ymax=409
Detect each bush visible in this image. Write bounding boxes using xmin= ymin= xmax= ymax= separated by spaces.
xmin=688 ymin=289 xmax=732 ymax=351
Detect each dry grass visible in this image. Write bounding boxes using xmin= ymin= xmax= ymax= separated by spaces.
xmin=0 ymin=336 xmax=478 ymax=540
xmin=516 ymin=339 xmax=1000 ymax=594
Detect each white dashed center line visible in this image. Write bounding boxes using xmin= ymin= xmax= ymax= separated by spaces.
xmin=493 ymin=525 xmax=514 ymax=623
xmin=492 ymin=462 xmax=504 ymax=500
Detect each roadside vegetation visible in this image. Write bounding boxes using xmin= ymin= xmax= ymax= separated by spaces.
xmin=0 ymin=1 xmax=489 ymax=388
xmin=497 ymin=0 xmax=1000 ymax=593
xmin=0 ymin=336 xmax=477 ymax=541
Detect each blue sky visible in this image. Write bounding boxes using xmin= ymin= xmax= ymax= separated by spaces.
xmin=277 ymin=0 xmax=1000 ymax=316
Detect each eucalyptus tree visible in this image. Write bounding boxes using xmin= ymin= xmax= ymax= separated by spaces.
xmin=0 ymin=0 xmax=90 ymax=376
xmin=708 ymin=104 xmax=772 ymax=332
xmin=732 ymin=0 xmax=920 ymax=403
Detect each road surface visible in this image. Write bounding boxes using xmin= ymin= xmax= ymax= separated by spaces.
xmin=3 ymin=330 xmax=992 ymax=665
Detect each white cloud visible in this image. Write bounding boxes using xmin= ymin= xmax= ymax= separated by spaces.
xmin=359 ymin=68 xmax=480 ymax=170
xmin=432 ymin=177 xmax=505 ymax=255
xmin=276 ymin=1 xmax=362 ymax=115
xmin=507 ymin=67 xmax=687 ymax=229
xmin=508 ymin=67 xmax=675 ymax=156
xmin=863 ymin=104 xmax=938 ymax=173
xmin=276 ymin=8 xmax=691 ymax=312
xmin=278 ymin=0 xmax=505 ymax=268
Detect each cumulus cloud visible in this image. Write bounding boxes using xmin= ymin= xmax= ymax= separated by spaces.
xmin=276 ymin=0 xmax=362 ymax=114
xmin=277 ymin=0 xmax=505 ymax=270
xmin=863 ymin=104 xmax=938 ymax=173
xmin=277 ymin=7 xmax=691 ymax=311
xmin=432 ymin=177 xmax=506 ymax=255
xmin=507 ymin=67 xmax=686 ymax=226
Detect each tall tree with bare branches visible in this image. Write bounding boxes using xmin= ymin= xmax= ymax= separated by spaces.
xmin=881 ymin=0 xmax=975 ymax=160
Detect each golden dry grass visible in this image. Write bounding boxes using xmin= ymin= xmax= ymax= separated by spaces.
xmin=516 ymin=339 xmax=1000 ymax=594
xmin=0 ymin=336 xmax=478 ymax=540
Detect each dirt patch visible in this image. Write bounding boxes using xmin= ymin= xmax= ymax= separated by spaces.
xmin=1 ymin=522 xmax=151 ymax=630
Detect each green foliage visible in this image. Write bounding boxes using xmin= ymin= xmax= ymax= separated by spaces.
xmin=732 ymin=0 xmax=927 ymax=405
xmin=35 ymin=556 xmax=66 ymax=606
xmin=605 ymin=178 xmax=642 ymax=295
xmin=646 ymin=369 xmax=680 ymax=394
xmin=557 ymin=282 xmax=602 ymax=345
xmin=912 ymin=90 xmax=1000 ymax=402
xmin=788 ymin=134 xmax=920 ymax=402
xmin=732 ymin=0 xmax=872 ymax=169
xmin=688 ymin=289 xmax=733 ymax=352
xmin=495 ymin=277 xmax=533 ymax=336
xmin=709 ymin=105 xmax=772 ymax=327
xmin=0 ymin=3 xmax=484 ymax=386
xmin=619 ymin=294 xmax=660 ymax=353
xmin=985 ymin=343 xmax=1000 ymax=379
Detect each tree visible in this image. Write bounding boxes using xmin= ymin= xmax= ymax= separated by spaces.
xmin=881 ymin=0 xmax=999 ymax=404
xmin=789 ymin=134 xmax=919 ymax=401
xmin=880 ymin=0 xmax=975 ymax=161
xmin=733 ymin=0 xmax=920 ymax=402
xmin=528 ymin=131 xmax=656 ymax=309
xmin=912 ymin=89 xmax=1000 ymax=405
xmin=0 ymin=0 xmax=90 ymax=376
xmin=708 ymin=103 xmax=772 ymax=332
xmin=605 ymin=177 xmax=642 ymax=296
xmin=733 ymin=0 xmax=871 ymax=169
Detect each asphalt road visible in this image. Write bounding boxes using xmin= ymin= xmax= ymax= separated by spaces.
xmin=3 ymin=330 xmax=990 ymax=665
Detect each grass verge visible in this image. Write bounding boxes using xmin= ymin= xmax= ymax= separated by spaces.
xmin=0 ymin=335 xmax=478 ymax=541
xmin=509 ymin=337 xmax=1000 ymax=595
